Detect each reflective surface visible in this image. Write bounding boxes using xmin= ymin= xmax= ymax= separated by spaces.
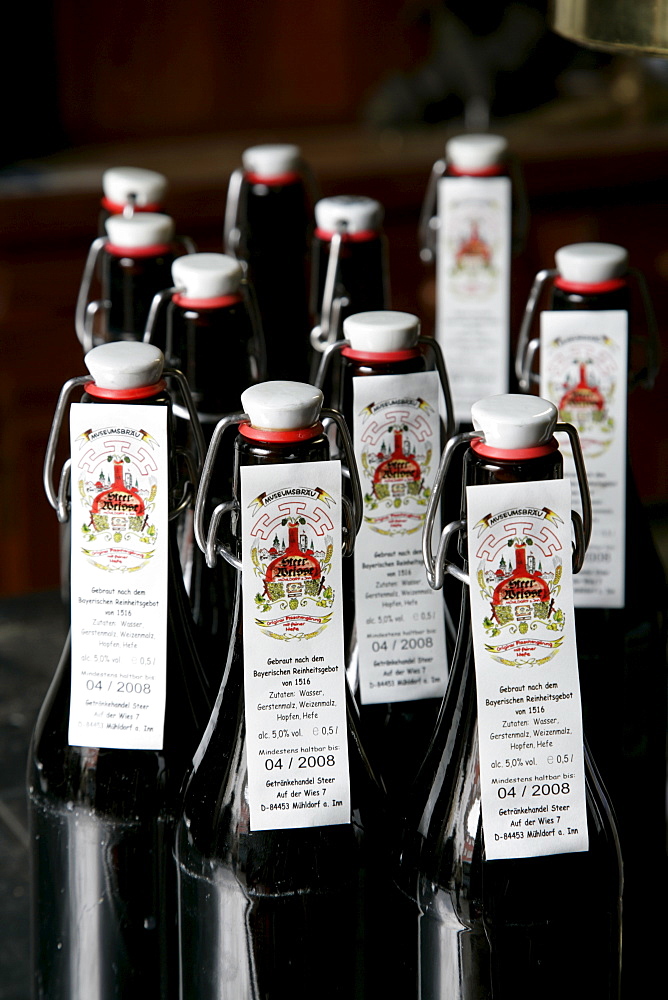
xmin=397 ymin=447 xmax=622 ymax=999
xmin=28 ymin=389 xmax=212 ymax=1000
xmin=177 ymin=431 xmax=399 ymax=999
xmin=238 ymin=177 xmax=311 ymax=383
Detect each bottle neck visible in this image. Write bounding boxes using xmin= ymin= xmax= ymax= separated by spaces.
xmin=551 ymin=279 xmax=630 ymax=312
xmin=314 ymin=227 xmax=381 ymax=244
xmin=338 ymin=350 xmax=426 ymax=424
xmin=458 ymin=445 xmax=563 ymax=557
xmin=233 ymin=430 xmax=330 ymax=491
xmin=447 ymin=163 xmax=506 ymax=177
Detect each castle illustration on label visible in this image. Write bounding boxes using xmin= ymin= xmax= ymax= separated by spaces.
xmin=444 ymin=200 xmax=500 ymax=298
xmin=249 ymin=496 xmax=337 ymax=641
xmin=545 ymin=345 xmax=617 ymax=459
xmin=76 ymin=431 xmax=160 ymax=573
xmin=359 ymin=404 xmax=434 ymax=535
xmin=474 ymin=508 xmax=567 ymax=668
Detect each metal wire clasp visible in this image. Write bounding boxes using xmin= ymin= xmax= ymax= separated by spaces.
xmin=223 ymin=168 xmax=245 ymax=257
xmin=43 ymin=369 xmax=205 ymax=525
xmin=417 ymin=158 xmax=446 ymax=264
xmin=195 ymin=407 xmax=364 ymax=572
xmin=515 ymin=266 xmax=660 ymax=393
xmin=75 ymin=237 xmax=197 ymax=353
xmin=310 ymin=230 xmax=345 ymax=354
xmin=422 ymin=424 xmax=592 ymax=591
xmin=313 ymin=336 xmax=455 ymax=442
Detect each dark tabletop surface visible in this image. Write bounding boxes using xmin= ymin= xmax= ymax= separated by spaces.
xmin=0 ymin=592 xmax=68 ymax=1000
xmin=2 ymin=585 xmax=665 ymax=999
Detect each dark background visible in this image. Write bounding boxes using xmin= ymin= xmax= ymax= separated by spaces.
xmin=2 ymin=0 xmax=668 ymax=597
xmin=1 ymin=3 xmax=668 ymax=998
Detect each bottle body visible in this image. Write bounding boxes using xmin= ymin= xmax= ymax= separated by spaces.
xmin=166 ymin=295 xmax=261 ymax=674
xmin=104 ymin=247 xmax=175 ymax=343
xmin=338 ymin=349 xmax=447 ymax=795
xmin=399 ymin=445 xmax=622 ymax=1000
xmin=433 ymin=163 xmax=513 ymax=424
xmin=548 ymin=277 xmax=666 ymax=992
xmin=29 ymin=386 xmax=211 ymax=1000
xmin=238 ymin=176 xmax=311 ymax=382
xmin=177 ymin=429 xmax=390 ymax=999
xmin=311 ymin=232 xmax=389 ymax=328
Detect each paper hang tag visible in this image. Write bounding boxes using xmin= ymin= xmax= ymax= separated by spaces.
xmin=466 ymin=478 xmax=588 ymax=861
xmin=68 ymin=403 xmax=169 ymax=750
xmin=352 ymin=370 xmax=448 ymax=704
xmin=436 ymin=175 xmax=511 ymax=424
xmin=540 ymin=309 xmax=628 ymax=609
xmin=240 ymin=459 xmax=351 ymax=832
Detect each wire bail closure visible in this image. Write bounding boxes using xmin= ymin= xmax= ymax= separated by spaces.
xmin=224 ymin=159 xmax=318 ymax=262
xmin=313 ymin=336 xmax=456 ymax=442
xmin=515 ymin=266 xmax=660 ymax=393
xmin=143 ymin=279 xmax=266 ymax=383
xmin=417 ymin=159 xmax=446 ymax=264
xmin=43 ymin=369 xmax=205 ymax=525
xmin=195 ymin=407 xmax=364 ymax=573
xmin=422 ymin=424 xmax=592 ymax=591
xmin=75 ymin=236 xmax=197 ymax=352
xmin=309 ymin=230 xmax=346 ymax=353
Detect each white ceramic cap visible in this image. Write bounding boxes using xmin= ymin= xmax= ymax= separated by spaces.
xmin=343 ymin=311 xmax=419 ymax=352
xmin=102 ymin=166 xmax=168 ymax=208
xmin=105 ymin=212 xmax=175 ymax=249
xmin=315 ymin=195 xmax=383 ymax=235
xmin=85 ymin=342 xmax=164 ymax=390
xmin=555 ymin=243 xmax=628 ymax=284
xmin=471 ymin=394 xmax=557 ymax=450
xmin=445 ymin=133 xmax=508 ymax=171
xmin=242 ymin=143 xmax=301 ymax=178
xmin=172 ymin=253 xmax=243 ymax=298
xmin=241 ymin=381 xmax=323 ymax=430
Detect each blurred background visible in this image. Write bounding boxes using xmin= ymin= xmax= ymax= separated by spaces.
xmin=2 ymin=3 xmax=668 ymax=996
xmin=1 ymin=0 xmax=668 ymax=596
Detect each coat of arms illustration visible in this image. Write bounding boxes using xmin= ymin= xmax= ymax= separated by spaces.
xmin=76 ymin=433 xmax=160 ymax=572
xmin=474 ymin=509 xmax=566 ymax=667
xmin=248 ymin=492 xmax=337 ymax=640
xmin=545 ymin=345 xmax=617 ymax=459
xmin=359 ymin=401 xmax=435 ymax=535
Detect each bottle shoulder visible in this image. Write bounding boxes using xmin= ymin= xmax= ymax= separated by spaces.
xmin=178 ymin=642 xmax=384 ymax=890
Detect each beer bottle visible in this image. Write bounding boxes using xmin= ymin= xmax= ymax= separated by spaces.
xmin=399 ymin=393 xmax=622 ymax=999
xmin=224 ymin=143 xmax=313 ymax=381
xmin=145 ymin=251 xmax=266 ymax=674
xmin=315 ymin=309 xmax=454 ymax=794
xmin=419 ymin=133 xmax=515 ymax=426
xmin=515 ymin=242 xmax=666 ymax=993
xmin=100 ymin=165 xmax=168 ymax=230
xmin=30 ymin=341 xmax=211 ymax=1000
xmin=177 ymin=381 xmax=393 ymax=999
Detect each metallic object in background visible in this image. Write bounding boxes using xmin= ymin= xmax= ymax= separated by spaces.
xmin=551 ymin=0 xmax=668 ymax=56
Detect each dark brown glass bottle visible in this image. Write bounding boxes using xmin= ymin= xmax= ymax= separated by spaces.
xmin=311 ymin=196 xmax=389 ymax=327
xmin=29 ymin=343 xmax=212 ymax=1000
xmin=398 ymin=399 xmax=622 ymax=1000
xmin=328 ymin=311 xmax=450 ymax=799
xmin=103 ymin=213 xmax=176 ymax=344
xmin=161 ymin=252 xmax=266 ymax=677
xmin=225 ymin=144 xmax=313 ymax=382
xmin=544 ymin=243 xmax=666 ymax=994
xmin=176 ymin=382 xmax=393 ymax=1000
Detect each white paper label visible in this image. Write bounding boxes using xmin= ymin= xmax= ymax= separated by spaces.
xmin=69 ymin=403 xmax=169 ymax=749
xmin=466 ymin=479 xmax=588 ymax=860
xmin=352 ymin=371 xmax=448 ymax=704
xmin=240 ymin=459 xmax=350 ymax=831
xmin=540 ymin=310 xmax=628 ymax=608
xmin=436 ymin=175 xmax=511 ymax=424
